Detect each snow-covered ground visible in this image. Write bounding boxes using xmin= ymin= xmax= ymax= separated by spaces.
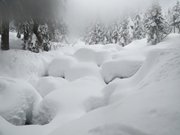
xmin=0 ymin=33 xmax=180 ymax=135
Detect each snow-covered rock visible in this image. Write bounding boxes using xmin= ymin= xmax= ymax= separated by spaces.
xmin=0 ymin=50 xmax=48 ymax=79
xmin=74 ymin=48 xmax=96 ymax=63
xmin=32 ymin=96 xmax=59 ymax=125
xmin=35 ymin=77 xmax=68 ymax=97
xmin=101 ymin=59 xmax=143 ymax=83
xmin=48 ymin=56 xmax=76 ymax=78
xmin=65 ymin=63 xmax=102 ymax=81
xmin=33 ymin=76 xmax=105 ymax=125
xmin=84 ymin=81 xmax=120 ymax=112
xmin=0 ymin=77 xmax=42 ymax=125
xmin=74 ymin=48 xmax=112 ymax=66
xmin=95 ymin=51 xmax=112 ymax=66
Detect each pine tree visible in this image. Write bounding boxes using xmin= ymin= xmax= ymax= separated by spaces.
xmin=53 ymin=21 xmax=68 ymax=43
xmin=133 ymin=14 xmax=145 ymax=40
xmin=110 ymin=22 xmax=121 ymax=44
xmin=119 ymin=19 xmax=132 ymax=47
xmin=144 ymin=2 xmax=171 ymax=45
xmin=84 ymin=21 xmax=106 ymax=45
xmin=171 ymin=1 xmax=180 ymax=33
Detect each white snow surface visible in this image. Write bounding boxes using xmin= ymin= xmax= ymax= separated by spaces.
xmin=101 ymin=59 xmax=143 ymax=83
xmin=0 ymin=33 xmax=180 ymax=135
xmin=0 ymin=77 xmax=42 ymax=125
xmin=35 ymin=77 xmax=68 ymax=97
xmin=32 ymin=76 xmax=105 ymax=125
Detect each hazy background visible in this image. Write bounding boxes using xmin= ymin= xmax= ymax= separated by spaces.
xmin=64 ymin=0 xmax=177 ymax=37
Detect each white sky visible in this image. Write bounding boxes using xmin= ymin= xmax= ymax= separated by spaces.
xmin=66 ymin=0 xmax=176 ymax=17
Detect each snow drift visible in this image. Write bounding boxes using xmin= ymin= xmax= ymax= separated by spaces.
xmin=101 ymin=59 xmax=143 ymax=83
xmin=0 ymin=77 xmax=42 ymax=125
xmin=0 ymin=34 xmax=180 ymax=135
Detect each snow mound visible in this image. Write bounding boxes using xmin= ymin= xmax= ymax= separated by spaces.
xmin=33 ymin=76 xmax=105 ymax=125
xmin=32 ymin=97 xmax=59 ymax=125
xmin=102 ymin=44 xmax=122 ymax=51
xmin=95 ymin=51 xmax=112 ymax=66
xmin=74 ymin=48 xmax=95 ymax=63
xmin=48 ymin=56 xmax=76 ymax=78
xmin=65 ymin=63 xmax=102 ymax=81
xmin=84 ymin=80 xmax=121 ymax=112
xmin=74 ymin=48 xmax=112 ymax=66
xmin=0 ymin=50 xmax=48 ymax=79
xmin=0 ymin=77 xmax=42 ymax=125
xmin=101 ymin=59 xmax=143 ymax=83
xmin=35 ymin=77 xmax=68 ymax=97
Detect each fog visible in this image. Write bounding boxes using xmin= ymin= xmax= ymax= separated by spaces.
xmin=64 ymin=0 xmax=177 ymax=36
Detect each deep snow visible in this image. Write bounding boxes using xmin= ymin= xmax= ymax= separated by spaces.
xmin=0 ymin=33 xmax=180 ymax=135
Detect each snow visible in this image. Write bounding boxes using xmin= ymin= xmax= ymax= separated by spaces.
xmin=0 ymin=50 xmax=47 ymax=79
xmin=0 ymin=34 xmax=180 ymax=135
xmin=35 ymin=77 xmax=68 ymax=97
xmin=33 ymin=76 xmax=105 ymax=125
xmin=48 ymin=34 xmax=180 ymax=135
xmin=101 ymin=59 xmax=143 ymax=83
xmin=48 ymin=56 xmax=76 ymax=78
xmin=65 ymin=62 xmax=102 ymax=81
xmin=0 ymin=77 xmax=42 ymax=125
xmin=73 ymin=48 xmax=112 ymax=66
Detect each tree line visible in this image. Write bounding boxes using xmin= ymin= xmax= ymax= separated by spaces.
xmin=83 ymin=1 xmax=180 ymax=46
xmin=0 ymin=0 xmax=68 ymax=52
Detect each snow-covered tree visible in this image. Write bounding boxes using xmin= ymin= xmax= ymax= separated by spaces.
xmin=110 ymin=22 xmax=121 ymax=44
xmin=133 ymin=14 xmax=146 ymax=40
xmin=119 ymin=19 xmax=133 ymax=47
xmin=171 ymin=1 xmax=180 ymax=33
xmin=84 ymin=21 xmax=106 ymax=45
xmin=52 ymin=21 xmax=68 ymax=43
xmin=144 ymin=2 xmax=171 ymax=45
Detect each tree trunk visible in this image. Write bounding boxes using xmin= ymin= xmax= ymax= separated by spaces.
xmin=1 ymin=19 xmax=9 ymax=50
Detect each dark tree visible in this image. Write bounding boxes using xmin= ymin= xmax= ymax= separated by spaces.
xmin=0 ymin=0 xmax=65 ymax=52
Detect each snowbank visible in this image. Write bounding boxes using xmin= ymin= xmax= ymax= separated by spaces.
xmin=33 ymin=76 xmax=105 ymax=125
xmin=0 ymin=77 xmax=42 ymax=125
xmin=73 ymin=48 xmax=112 ymax=66
xmin=35 ymin=77 xmax=68 ymax=97
xmin=65 ymin=62 xmax=102 ymax=81
xmin=101 ymin=59 xmax=143 ymax=83
xmin=74 ymin=48 xmax=95 ymax=63
xmin=48 ymin=56 xmax=76 ymax=78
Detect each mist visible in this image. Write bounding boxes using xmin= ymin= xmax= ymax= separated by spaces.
xmin=65 ymin=0 xmax=177 ymax=36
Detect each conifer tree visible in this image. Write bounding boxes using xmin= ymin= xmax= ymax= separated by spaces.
xmin=144 ymin=2 xmax=171 ymax=45
xmin=171 ymin=1 xmax=180 ymax=33
xmin=133 ymin=14 xmax=145 ymax=40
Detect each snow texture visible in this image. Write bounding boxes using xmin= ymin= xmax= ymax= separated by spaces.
xmin=0 ymin=33 xmax=180 ymax=135
xmin=101 ymin=59 xmax=143 ymax=83
xmin=0 ymin=77 xmax=42 ymax=125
